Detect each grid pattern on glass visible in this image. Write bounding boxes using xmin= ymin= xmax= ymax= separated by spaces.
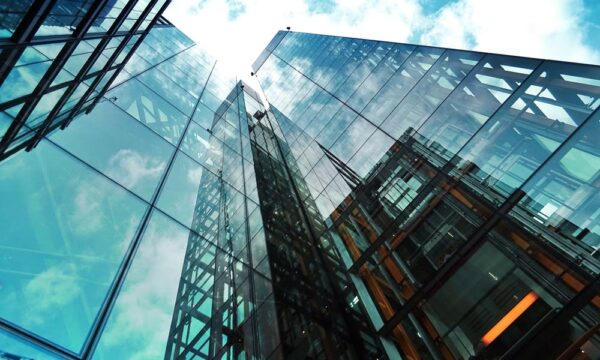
xmin=254 ymin=31 xmax=600 ymax=360
xmin=0 ymin=0 xmax=172 ymax=162
xmin=0 ymin=21 xmax=284 ymax=358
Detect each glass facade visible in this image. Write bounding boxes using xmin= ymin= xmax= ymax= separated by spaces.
xmin=0 ymin=5 xmax=599 ymax=359
xmin=252 ymin=31 xmax=600 ymax=360
xmin=0 ymin=0 xmax=173 ymax=161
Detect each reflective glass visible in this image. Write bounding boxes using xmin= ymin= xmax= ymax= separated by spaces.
xmin=35 ymin=1 xmax=94 ymax=36
xmin=512 ymin=111 xmax=600 ymax=256
xmin=0 ymin=140 xmax=147 ymax=352
xmin=329 ymin=116 xmax=376 ymax=163
xmin=380 ymin=50 xmax=482 ymax=140
xmin=93 ymin=211 xmax=192 ymax=359
xmin=180 ymin=120 xmax=222 ymax=173
xmin=360 ymin=46 xmax=443 ymax=124
xmin=316 ymin=105 xmax=357 ymax=149
xmin=108 ymin=78 xmax=189 ymax=145
xmin=0 ymin=60 xmax=51 ymax=104
xmin=455 ymin=62 xmax=600 ymax=201
xmin=25 ymin=87 xmax=68 ymax=129
xmin=348 ymin=129 xmax=395 ymax=177
xmin=413 ymin=55 xmax=539 ymax=165
xmin=157 ymin=151 xmax=221 ymax=232
xmin=137 ymin=68 xmax=197 ymax=117
xmin=423 ymin=241 xmax=558 ymax=358
xmin=0 ymin=110 xmax=13 ymax=140
xmin=155 ymin=57 xmax=208 ymax=98
xmin=0 ymin=0 xmax=35 ymax=38
xmin=192 ymin=102 xmax=216 ymax=129
xmin=0 ymin=328 xmax=62 ymax=360
xmin=15 ymin=47 xmax=49 ymax=67
xmin=50 ymin=102 xmax=174 ymax=201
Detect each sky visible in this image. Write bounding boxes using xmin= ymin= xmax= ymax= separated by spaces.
xmin=164 ymin=0 xmax=600 ymax=87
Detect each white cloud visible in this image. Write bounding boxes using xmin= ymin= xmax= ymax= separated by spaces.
xmin=164 ymin=0 xmax=424 ymax=88
xmin=186 ymin=164 xmax=204 ymax=183
xmin=419 ymin=0 xmax=600 ymax=65
xmin=97 ymin=216 xmax=190 ymax=359
xmin=70 ymin=182 xmax=104 ymax=234
xmin=164 ymin=0 xmax=599 ymax=94
xmin=23 ymin=264 xmax=81 ymax=325
xmin=106 ymin=148 xmax=166 ymax=189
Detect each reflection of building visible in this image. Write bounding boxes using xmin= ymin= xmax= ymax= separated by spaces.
xmin=164 ymin=84 xmax=282 ymax=359
xmin=0 ymin=7 xmax=599 ymax=360
xmin=247 ymin=97 xmax=387 ymax=359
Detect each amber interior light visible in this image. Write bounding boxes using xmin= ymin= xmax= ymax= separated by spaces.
xmin=481 ymin=291 xmax=539 ymax=346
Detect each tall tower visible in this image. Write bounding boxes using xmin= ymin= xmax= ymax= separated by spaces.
xmin=0 ymin=3 xmax=598 ymax=358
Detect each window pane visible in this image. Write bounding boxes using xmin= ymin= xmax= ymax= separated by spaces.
xmin=50 ymin=102 xmax=175 ymax=201
xmin=511 ymin=111 xmax=600 ymax=259
xmin=455 ymin=61 xmax=600 ymax=202
xmin=381 ymin=50 xmax=482 ymax=139
xmin=0 ymin=328 xmax=62 ymax=360
xmin=92 ymin=211 xmax=192 ymax=359
xmin=413 ymin=55 xmax=539 ymax=166
xmin=137 ymin=67 xmax=197 ymax=117
xmin=0 ymin=60 xmax=51 ymax=104
xmin=157 ymin=151 xmax=221 ymax=235
xmin=180 ymin=120 xmax=223 ymax=174
xmin=108 ymin=78 xmax=189 ymax=145
xmin=0 ymin=140 xmax=147 ymax=352
xmin=361 ymin=46 xmax=443 ymax=124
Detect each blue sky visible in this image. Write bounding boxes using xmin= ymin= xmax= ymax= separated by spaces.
xmin=164 ymin=0 xmax=600 ymax=84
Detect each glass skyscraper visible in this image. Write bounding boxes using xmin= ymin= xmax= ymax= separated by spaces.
xmin=0 ymin=3 xmax=599 ymax=360
xmin=251 ymin=31 xmax=600 ymax=360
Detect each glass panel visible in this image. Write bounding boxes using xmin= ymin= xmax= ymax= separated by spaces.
xmin=329 ymin=116 xmax=376 ymax=163
xmin=0 ymin=110 xmax=14 ymax=140
xmin=50 ymin=102 xmax=174 ymax=201
xmin=15 ymin=47 xmax=49 ymax=67
xmin=180 ymin=120 xmax=222 ymax=173
xmin=511 ymin=110 xmax=600 ymax=258
xmin=157 ymin=151 xmax=221 ymax=233
xmin=0 ymin=140 xmax=147 ymax=352
xmin=0 ymin=0 xmax=35 ymax=38
xmin=25 ymin=87 xmax=68 ymax=129
xmin=0 ymin=60 xmax=51 ymax=104
xmin=92 ymin=211 xmax=192 ymax=359
xmin=422 ymin=241 xmax=558 ymax=359
xmin=361 ymin=46 xmax=444 ymax=124
xmin=348 ymin=129 xmax=395 ymax=178
xmin=199 ymin=90 xmax=222 ymax=113
xmin=380 ymin=50 xmax=482 ymax=140
xmin=137 ymin=67 xmax=197 ymax=117
xmin=413 ymin=55 xmax=539 ymax=166
xmin=455 ymin=62 xmax=600 ymax=202
xmin=346 ymin=43 xmax=416 ymax=112
xmin=316 ymin=104 xmax=357 ymax=149
xmin=108 ymin=78 xmax=189 ymax=145
xmin=0 ymin=328 xmax=62 ymax=360
xmin=155 ymin=56 xmax=208 ymax=99
xmin=35 ymin=0 xmax=95 ymax=36
xmin=192 ymin=102 xmax=216 ymax=129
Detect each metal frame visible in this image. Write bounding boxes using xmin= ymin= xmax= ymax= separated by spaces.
xmin=0 ymin=0 xmax=172 ymax=161
xmin=254 ymin=31 xmax=600 ymax=359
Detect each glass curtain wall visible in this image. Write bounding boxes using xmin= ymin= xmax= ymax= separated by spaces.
xmin=0 ymin=0 xmax=171 ymax=161
xmin=0 ymin=25 xmax=279 ymax=360
xmin=253 ymin=30 xmax=600 ymax=360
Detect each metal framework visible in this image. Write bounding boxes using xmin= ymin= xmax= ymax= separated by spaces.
xmin=0 ymin=0 xmax=172 ymax=162
xmin=0 ymin=1 xmax=173 ymax=359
